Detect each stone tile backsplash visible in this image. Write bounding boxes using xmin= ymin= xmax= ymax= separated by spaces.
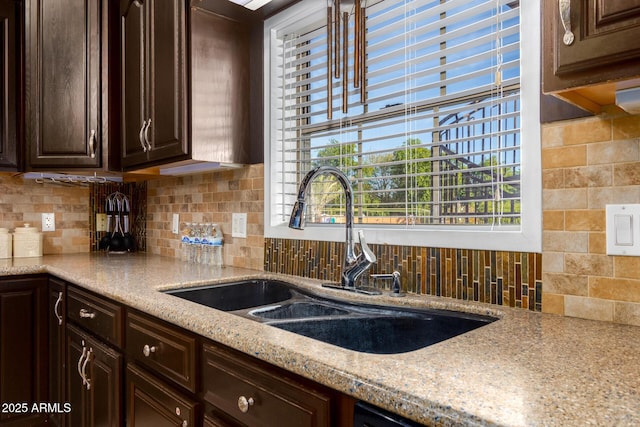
xmin=541 ymin=106 xmax=640 ymax=326
xmin=0 ymin=174 xmax=90 ymax=254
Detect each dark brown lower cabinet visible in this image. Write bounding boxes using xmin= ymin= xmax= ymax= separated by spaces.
xmin=66 ymin=324 xmax=122 ymax=427
xmin=0 ymin=275 xmax=48 ymax=426
xmin=126 ymin=363 xmax=199 ymax=426
xmin=202 ymin=343 xmax=333 ymax=427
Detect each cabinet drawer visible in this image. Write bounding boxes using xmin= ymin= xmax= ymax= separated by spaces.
xmin=202 ymin=344 xmax=331 ymax=427
xmin=67 ymin=286 xmax=123 ymax=347
xmin=127 ymin=363 xmax=198 ymax=427
xmin=126 ymin=311 xmax=197 ymax=393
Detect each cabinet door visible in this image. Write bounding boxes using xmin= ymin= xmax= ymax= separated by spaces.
xmin=120 ymin=0 xmax=147 ymax=167
xmin=126 ymin=363 xmax=198 ymax=427
xmin=543 ymin=0 xmax=640 ymax=92
xmin=121 ymin=0 xmax=188 ymax=169
xmin=0 ymin=276 xmax=48 ymax=426
xmin=0 ymin=0 xmax=20 ymax=170
xmin=25 ymin=0 xmax=102 ymax=168
xmin=66 ymin=324 xmax=123 ymax=427
xmin=49 ymin=279 xmax=66 ymax=427
xmin=145 ymin=0 xmax=188 ymax=162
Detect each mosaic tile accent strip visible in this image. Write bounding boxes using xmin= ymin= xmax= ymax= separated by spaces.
xmin=89 ymin=182 xmax=147 ymax=252
xmin=265 ymin=238 xmax=543 ymax=311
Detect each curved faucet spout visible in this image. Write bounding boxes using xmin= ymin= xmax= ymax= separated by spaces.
xmin=288 ymin=166 xmax=376 ymax=288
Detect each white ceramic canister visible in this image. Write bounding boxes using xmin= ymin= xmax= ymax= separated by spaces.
xmin=13 ymin=223 xmax=43 ymax=258
xmin=0 ymin=228 xmax=12 ymax=259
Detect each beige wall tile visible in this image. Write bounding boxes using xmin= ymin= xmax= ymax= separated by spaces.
xmin=543 ymin=211 xmax=564 ymax=231
xmin=564 ymin=165 xmax=612 ymax=188
xmin=587 ymin=186 xmax=640 ymax=209
xmin=614 ymin=257 xmax=640 ymax=279
xmin=541 ymin=293 xmax=564 ymax=315
xmin=542 ymin=146 xmax=586 ymax=169
xmin=613 ymin=301 xmax=640 ymax=326
xmin=565 ymin=253 xmax=612 ymax=276
xmin=542 ymin=169 xmax=564 ymax=189
xmin=587 ymin=139 xmax=640 ymax=165
xmin=543 ymin=272 xmax=588 ymax=296
xmin=543 ymin=188 xmax=588 ymax=210
xmin=564 ymin=295 xmax=613 ymax=322
xmin=541 ymin=124 xmax=565 ymax=148
xmin=612 ymin=115 xmax=640 ymax=139
xmin=613 ymin=162 xmax=640 ymax=186
xmin=543 ymin=231 xmax=588 ymax=253
xmin=590 ymin=277 xmax=640 ymax=303
xmin=564 ymin=210 xmax=605 ymax=232
xmin=589 ymin=232 xmax=607 ymax=255
xmin=562 ymin=118 xmax=611 ymax=145
xmin=542 ymin=251 xmax=564 ymax=273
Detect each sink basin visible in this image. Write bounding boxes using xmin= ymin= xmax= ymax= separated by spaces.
xmin=250 ymin=302 xmax=350 ymax=319
xmin=163 ymin=279 xmax=497 ymax=354
xmin=272 ymin=311 xmax=491 ymax=354
xmin=164 ymin=280 xmax=294 ymax=311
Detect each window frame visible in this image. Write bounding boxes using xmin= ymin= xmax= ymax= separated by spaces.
xmin=263 ymin=0 xmax=541 ymax=252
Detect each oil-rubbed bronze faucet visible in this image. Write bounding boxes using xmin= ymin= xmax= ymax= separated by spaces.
xmin=289 ymin=166 xmax=377 ymax=292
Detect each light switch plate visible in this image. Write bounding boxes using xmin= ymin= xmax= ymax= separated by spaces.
xmin=606 ymin=204 xmax=640 ymax=256
xmin=232 ymin=213 xmax=247 ymax=238
xmin=172 ymin=214 xmax=180 ymax=234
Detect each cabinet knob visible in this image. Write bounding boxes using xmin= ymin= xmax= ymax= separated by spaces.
xmin=143 ymin=344 xmax=157 ymax=357
xmin=79 ymin=308 xmax=96 ymax=319
xmin=558 ymin=0 xmax=574 ymax=46
xmin=237 ymin=396 xmax=254 ymax=413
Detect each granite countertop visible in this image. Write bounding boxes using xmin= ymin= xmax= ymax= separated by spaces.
xmin=1 ymin=253 xmax=639 ymax=426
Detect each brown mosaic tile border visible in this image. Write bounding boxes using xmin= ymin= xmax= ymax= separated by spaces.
xmin=265 ymin=238 xmax=542 ymax=311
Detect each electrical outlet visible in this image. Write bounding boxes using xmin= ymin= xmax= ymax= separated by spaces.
xmin=42 ymin=213 xmax=55 ymax=232
xmin=96 ymin=213 xmax=107 ymax=232
xmin=172 ymin=214 xmax=180 ymax=234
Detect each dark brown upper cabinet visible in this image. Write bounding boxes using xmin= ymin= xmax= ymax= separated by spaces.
xmin=24 ymin=0 xmax=118 ymax=170
xmin=121 ymin=0 xmax=259 ymax=171
xmin=0 ymin=0 xmax=21 ymax=171
xmin=120 ymin=0 xmax=189 ymax=169
xmin=543 ymin=0 xmax=640 ymax=113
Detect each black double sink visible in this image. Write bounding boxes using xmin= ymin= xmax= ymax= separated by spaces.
xmin=163 ymin=279 xmax=497 ymax=354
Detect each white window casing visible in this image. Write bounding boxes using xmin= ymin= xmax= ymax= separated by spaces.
xmin=264 ymin=0 xmax=541 ymax=252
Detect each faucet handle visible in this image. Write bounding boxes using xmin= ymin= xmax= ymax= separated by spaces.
xmin=370 ymin=271 xmax=405 ymax=297
xmin=357 ymin=230 xmax=376 ymax=263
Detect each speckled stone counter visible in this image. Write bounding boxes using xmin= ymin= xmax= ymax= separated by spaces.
xmin=2 ymin=253 xmax=639 ymax=426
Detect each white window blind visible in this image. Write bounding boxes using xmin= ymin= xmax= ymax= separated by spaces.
xmin=265 ymin=0 xmax=541 ymax=252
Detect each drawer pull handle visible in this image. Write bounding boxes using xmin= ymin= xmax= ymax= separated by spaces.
xmin=82 ymin=348 xmax=92 ymax=390
xmin=139 ymin=120 xmax=148 ymax=152
xmin=558 ymin=0 xmax=574 ymax=46
xmin=79 ymin=308 xmax=96 ymax=319
xmin=54 ymin=291 xmax=63 ymax=326
xmin=143 ymin=344 xmax=157 ymax=357
xmin=77 ymin=345 xmax=87 ymax=383
xmin=237 ymin=396 xmax=254 ymax=413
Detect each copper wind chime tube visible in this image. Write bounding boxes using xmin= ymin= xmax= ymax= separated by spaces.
xmin=327 ymin=0 xmax=366 ymax=119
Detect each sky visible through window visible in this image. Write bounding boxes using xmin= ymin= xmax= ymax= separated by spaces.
xmin=281 ymin=0 xmax=521 ymax=227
